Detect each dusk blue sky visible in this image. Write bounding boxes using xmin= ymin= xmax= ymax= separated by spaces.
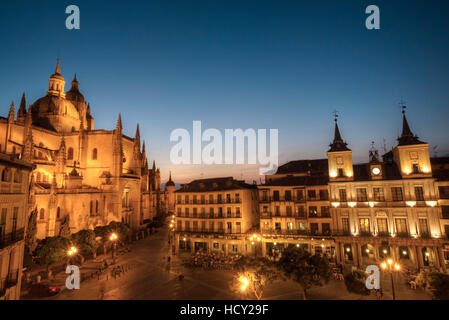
xmin=1 ymin=0 xmax=449 ymax=183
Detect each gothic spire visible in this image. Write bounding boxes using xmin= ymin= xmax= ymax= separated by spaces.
xmin=116 ymin=113 xmax=122 ymax=132
xmin=8 ymin=101 xmax=15 ymax=122
xmin=135 ymin=123 xmax=140 ymax=141
xmin=152 ymin=160 xmax=156 ymax=171
xmin=328 ymin=112 xmax=350 ymax=152
xmin=18 ymin=92 xmax=27 ymax=117
xmin=397 ymin=105 xmax=425 ymax=146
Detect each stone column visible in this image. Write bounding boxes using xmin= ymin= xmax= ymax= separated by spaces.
xmin=433 ymin=246 xmax=441 ymax=269
xmin=357 ymin=242 xmax=363 ymax=267
xmin=335 ymin=242 xmax=341 ymax=264
xmin=341 ymin=244 xmax=347 ymax=265
xmin=412 ymin=246 xmax=419 ymax=270
xmin=416 ymin=246 xmax=424 ymax=268
xmin=373 ymin=244 xmax=379 ymax=263
xmin=352 ymin=243 xmax=358 ymax=266
xmin=190 ymin=240 xmax=195 ymax=254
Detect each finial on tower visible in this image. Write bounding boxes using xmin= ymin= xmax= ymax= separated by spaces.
xmin=332 ymin=109 xmax=339 ymax=123
xmin=55 ymin=58 xmax=61 ymax=74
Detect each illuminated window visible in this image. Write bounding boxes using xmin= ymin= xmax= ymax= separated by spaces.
xmin=391 ymin=187 xmax=403 ymax=201
xmin=359 ymin=218 xmax=370 ymax=233
xmin=356 ymin=188 xmax=367 ymax=202
xmin=414 ymin=186 xmax=424 ymax=201
xmin=373 ymin=188 xmax=385 ymax=201
xmin=377 ymin=218 xmax=388 ymax=234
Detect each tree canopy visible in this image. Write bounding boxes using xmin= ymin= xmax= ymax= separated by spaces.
xmin=277 ymin=247 xmax=331 ymax=299
xmin=34 ymin=236 xmax=71 ymax=267
xmin=71 ymin=229 xmax=99 ymax=257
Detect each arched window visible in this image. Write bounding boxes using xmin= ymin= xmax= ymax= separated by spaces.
xmin=1 ymin=168 xmax=10 ymax=182
xmin=92 ymin=148 xmax=98 ymax=160
xmin=95 ymin=200 xmax=99 ymax=214
xmin=67 ymin=147 xmax=74 ymax=160
xmin=57 ymin=207 xmax=61 ymax=219
xmin=39 ymin=208 xmax=45 ymax=220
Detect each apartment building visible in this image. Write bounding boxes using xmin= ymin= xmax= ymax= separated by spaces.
xmin=174 ymin=177 xmax=258 ymax=255
xmin=258 ymin=160 xmax=335 ymax=257
xmin=0 ymin=153 xmax=33 ymax=300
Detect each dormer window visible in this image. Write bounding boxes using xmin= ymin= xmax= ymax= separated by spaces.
xmin=412 ymin=163 xmax=419 ymax=174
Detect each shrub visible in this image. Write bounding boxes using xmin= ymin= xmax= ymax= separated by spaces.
xmin=71 ymin=229 xmax=99 ymax=257
xmin=34 ymin=236 xmax=71 ymax=267
xmin=344 ymin=270 xmax=370 ymax=296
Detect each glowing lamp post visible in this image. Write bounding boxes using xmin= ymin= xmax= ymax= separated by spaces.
xmin=67 ymin=246 xmax=78 ymax=265
xmin=109 ymin=232 xmax=118 ymax=261
xmin=249 ymin=234 xmax=262 ymax=257
xmin=380 ymin=259 xmax=401 ymax=300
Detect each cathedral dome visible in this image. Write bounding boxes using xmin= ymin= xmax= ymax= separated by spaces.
xmin=30 ymin=95 xmax=80 ymax=131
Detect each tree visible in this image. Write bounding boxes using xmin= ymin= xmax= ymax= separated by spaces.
xmin=94 ymin=221 xmax=131 ymax=244
xmin=416 ymin=270 xmax=449 ymax=300
xmin=34 ymin=236 xmax=71 ymax=271
xmin=59 ymin=215 xmax=71 ymax=238
xmin=344 ymin=270 xmax=370 ymax=296
xmin=71 ymin=229 xmax=99 ymax=258
xmin=231 ymin=256 xmax=281 ymax=300
xmin=277 ymin=247 xmax=332 ymax=300
xmin=25 ymin=208 xmax=38 ymax=252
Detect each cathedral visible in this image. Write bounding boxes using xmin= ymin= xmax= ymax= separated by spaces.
xmin=0 ymin=59 xmax=175 ymax=239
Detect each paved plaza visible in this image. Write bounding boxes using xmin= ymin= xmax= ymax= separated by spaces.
xmin=28 ymin=225 xmax=431 ymax=300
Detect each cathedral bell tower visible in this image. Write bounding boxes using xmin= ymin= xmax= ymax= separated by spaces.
xmin=47 ymin=59 xmax=66 ymax=98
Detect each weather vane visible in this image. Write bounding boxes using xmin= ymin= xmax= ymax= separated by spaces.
xmin=332 ymin=109 xmax=339 ymax=122
xmin=398 ymin=100 xmax=407 ymax=114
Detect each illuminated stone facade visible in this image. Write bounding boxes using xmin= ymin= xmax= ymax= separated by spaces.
xmin=0 ymin=153 xmax=33 ymax=300
xmin=0 ymin=60 xmax=175 ymax=239
xmin=173 ymin=110 xmax=449 ymax=272
xmin=174 ymin=177 xmax=258 ymax=255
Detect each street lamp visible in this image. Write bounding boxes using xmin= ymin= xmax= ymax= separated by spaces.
xmin=380 ymin=259 xmax=401 ymax=300
xmin=109 ymin=232 xmax=118 ymax=261
xmin=67 ymin=246 xmax=78 ymax=265
xmin=249 ymin=234 xmax=261 ymax=257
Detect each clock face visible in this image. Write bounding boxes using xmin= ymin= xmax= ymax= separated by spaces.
xmin=372 ymin=167 xmax=380 ymax=175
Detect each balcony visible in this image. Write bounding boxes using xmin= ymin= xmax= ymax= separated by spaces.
xmin=0 ymin=228 xmax=25 ymax=249
xmin=177 ymin=227 xmax=242 ymax=235
xmin=0 ymin=269 xmax=19 ymax=297
xmin=261 ymin=229 xmax=332 ymax=236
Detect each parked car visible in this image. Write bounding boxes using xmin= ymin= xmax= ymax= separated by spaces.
xmin=29 ymin=282 xmax=60 ymax=297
